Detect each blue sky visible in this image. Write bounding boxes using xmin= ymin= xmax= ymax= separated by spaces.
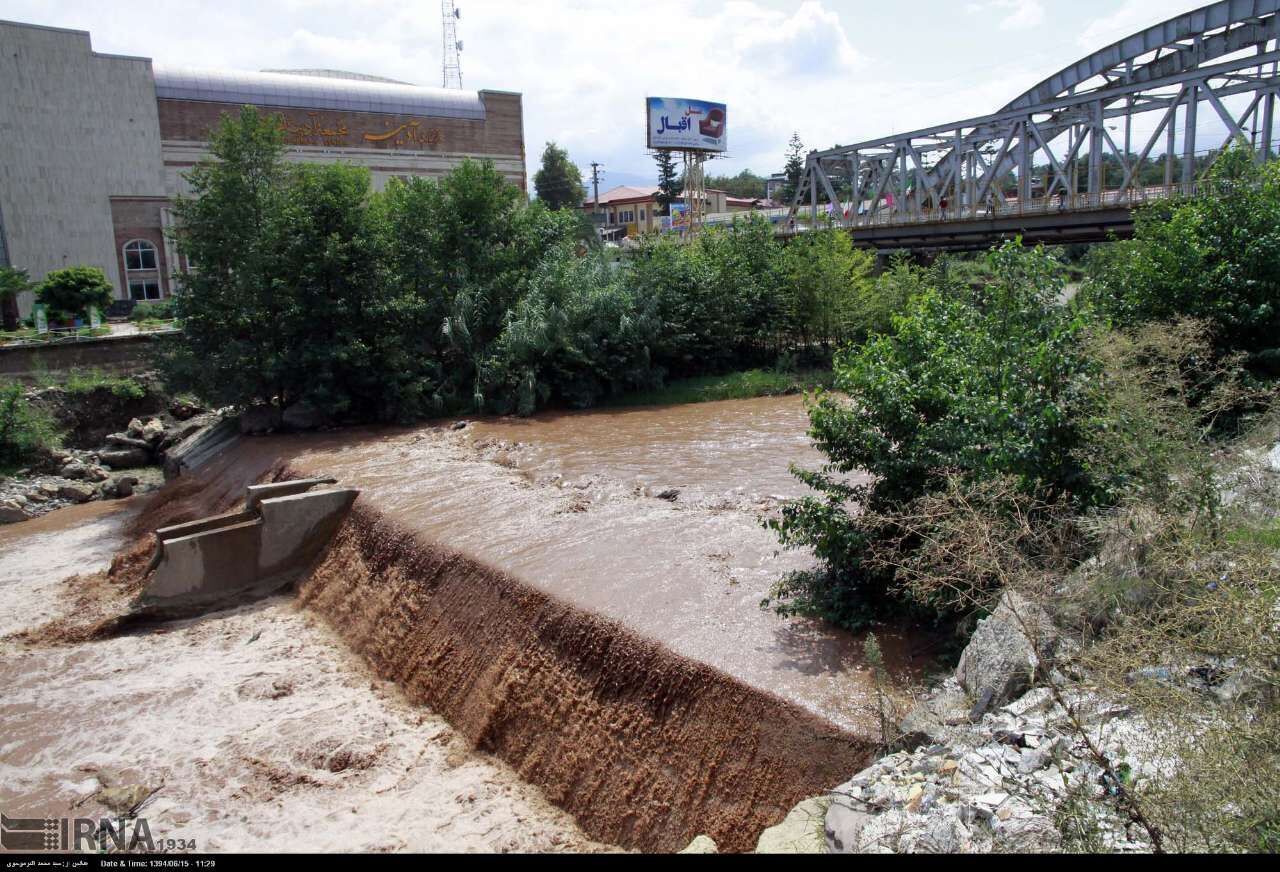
xmin=0 ymin=1 xmax=1196 ymax=190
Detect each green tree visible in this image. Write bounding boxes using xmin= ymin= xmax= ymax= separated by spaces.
xmin=165 ymin=105 xmax=293 ymax=418
xmin=0 ymin=266 xmax=32 ymax=331
xmin=780 ymin=133 xmax=806 ymax=204
xmin=532 ymin=141 xmax=586 ymax=210
xmin=768 ymin=242 xmax=1097 ymax=628
xmin=782 ymin=228 xmax=874 ymax=349
xmin=35 ymin=266 xmax=113 ymax=322
xmin=705 ymin=169 xmax=766 ymax=199
xmin=1082 ymin=145 xmax=1280 ymax=375
xmin=654 ymin=149 xmax=681 ymax=216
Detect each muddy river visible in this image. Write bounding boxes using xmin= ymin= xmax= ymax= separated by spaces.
xmin=2 ymin=395 xmax=926 ymax=852
xmin=283 ymin=395 xmax=915 ymax=733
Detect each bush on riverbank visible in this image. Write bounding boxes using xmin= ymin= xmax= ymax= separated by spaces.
xmin=0 ymin=382 xmax=59 ymax=474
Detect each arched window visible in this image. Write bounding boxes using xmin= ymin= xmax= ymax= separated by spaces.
xmin=122 ymin=239 xmax=162 ymax=301
xmin=123 ymin=239 xmax=158 ymax=272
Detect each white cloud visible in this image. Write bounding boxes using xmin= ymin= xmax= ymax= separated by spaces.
xmin=1078 ymin=0 xmax=1196 ymax=50
xmin=965 ymin=0 xmax=1045 ymax=32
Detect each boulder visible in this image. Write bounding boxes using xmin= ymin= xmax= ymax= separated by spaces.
xmin=60 ymin=461 xmax=91 ymax=480
xmin=0 ymin=499 xmax=31 ymax=524
xmin=126 ymin=417 xmax=147 ymax=439
xmin=140 ymin=418 xmax=166 ymax=444
xmin=897 ymin=685 xmax=971 ymax=749
xmin=103 ymin=475 xmax=139 ymax=499
xmin=282 ymin=401 xmax=326 ymax=431
xmin=98 ymin=448 xmax=151 ymax=470
xmin=57 ymin=483 xmax=96 ymax=504
xmin=956 ymin=591 xmax=1060 ymax=710
xmin=756 ymin=797 xmax=829 ymax=853
xmin=106 ymin=432 xmax=151 ymax=450
xmin=678 ymin=835 xmax=718 ymax=854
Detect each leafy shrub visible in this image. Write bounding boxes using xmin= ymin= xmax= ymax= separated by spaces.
xmin=0 ymin=382 xmax=58 ymax=473
xmin=130 ymin=300 xmax=176 ymax=322
xmin=36 ymin=266 xmax=113 ymax=322
xmin=767 ymin=242 xmax=1098 ymax=627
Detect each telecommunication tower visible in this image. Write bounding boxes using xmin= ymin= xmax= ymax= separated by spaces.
xmin=441 ymin=1 xmax=463 ymax=89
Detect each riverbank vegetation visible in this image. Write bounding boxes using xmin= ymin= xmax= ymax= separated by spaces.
xmin=159 ymin=107 xmax=908 ymax=424
xmin=765 ymin=146 xmax=1280 ymax=852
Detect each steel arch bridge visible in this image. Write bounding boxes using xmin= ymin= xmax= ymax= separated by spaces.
xmin=786 ymin=0 xmax=1280 ymax=249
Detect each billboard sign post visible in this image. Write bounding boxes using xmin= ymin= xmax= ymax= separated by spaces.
xmin=646 ymin=97 xmax=727 ymax=153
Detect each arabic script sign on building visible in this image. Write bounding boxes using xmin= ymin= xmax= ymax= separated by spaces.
xmin=646 ymin=97 xmax=727 ymax=153
xmin=278 ymin=113 xmax=444 ymax=149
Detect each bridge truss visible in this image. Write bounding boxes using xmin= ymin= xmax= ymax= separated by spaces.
xmin=789 ymin=0 xmax=1280 ymax=241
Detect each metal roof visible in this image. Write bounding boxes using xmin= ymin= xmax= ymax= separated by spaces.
xmin=152 ymin=65 xmax=486 ymax=120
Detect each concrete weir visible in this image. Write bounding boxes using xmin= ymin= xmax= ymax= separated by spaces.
xmin=134 ymin=478 xmax=359 ymax=618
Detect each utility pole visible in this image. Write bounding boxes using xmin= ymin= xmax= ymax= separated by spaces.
xmin=590 ymin=162 xmax=603 ymax=216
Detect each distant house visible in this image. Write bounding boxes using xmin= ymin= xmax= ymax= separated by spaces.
xmin=581 ymin=186 xmax=736 ymax=236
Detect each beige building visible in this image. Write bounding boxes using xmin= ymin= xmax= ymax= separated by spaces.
xmin=582 ymin=186 xmax=755 ymax=237
xmin=0 ymin=19 xmax=527 ymax=319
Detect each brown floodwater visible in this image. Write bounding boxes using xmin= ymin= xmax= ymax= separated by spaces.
xmin=1 ymin=395 xmax=929 ymax=852
xmin=241 ymin=396 xmax=917 ymax=733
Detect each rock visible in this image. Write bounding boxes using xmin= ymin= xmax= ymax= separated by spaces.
xmin=103 ymin=475 xmax=138 ymax=499
xmin=105 ymin=433 xmax=151 ymax=450
xmin=57 ymin=483 xmax=95 ymax=504
xmin=655 ymin=487 xmax=681 ymax=501
xmin=679 ymin=835 xmax=718 ymax=853
xmin=825 ymin=801 xmax=873 ymax=852
xmin=95 ymin=784 xmax=155 ymax=816
xmin=140 ymin=418 xmax=166 ymax=444
xmin=0 ymin=500 xmax=31 ymax=524
xmin=98 ymin=448 xmax=150 ymax=470
xmin=756 ymin=797 xmax=830 ymax=853
xmin=898 ymin=687 xmax=971 ymax=749
xmin=239 ymin=404 xmax=279 ymax=435
xmin=450 ymin=421 xmax=468 ymax=431
xmin=126 ymin=417 xmax=147 ymax=439
xmin=169 ymin=398 xmax=202 ymax=421
xmin=1268 ymin=442 xmax=1280 ymax=473
xmin=37 ymin=482 xmax=60 ymax=497
xmin=60 ymin=461 xmax=91 ymax=480
xmin=282 ymin=401 xmax=326 ymax=431
xmin=956 ymin=591 xmax=1060 ymax=709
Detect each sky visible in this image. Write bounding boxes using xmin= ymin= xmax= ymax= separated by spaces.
xmin=0 ymin=0 xmax=1201 ymax=190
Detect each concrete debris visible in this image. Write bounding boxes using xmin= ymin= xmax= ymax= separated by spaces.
xmin=679 ymin=835 xmax=718 ymax=853
xmin=756 ymin=797 xmax=830 ymax=853
xmin=956 ymin=591 xmax=1061 ymax=709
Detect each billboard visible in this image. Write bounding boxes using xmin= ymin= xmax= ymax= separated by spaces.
xmin=646 ymin=97 xmax=727 ymax=153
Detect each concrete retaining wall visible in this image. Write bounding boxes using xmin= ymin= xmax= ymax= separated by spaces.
xmin=0 ymin=332 xmax=170 ymax=380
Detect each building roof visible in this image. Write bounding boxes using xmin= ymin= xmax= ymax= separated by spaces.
xmin=152 ymin=65 xmax=487 ymax=120
xmin=584 ymin=185 xmax=661 ymax=207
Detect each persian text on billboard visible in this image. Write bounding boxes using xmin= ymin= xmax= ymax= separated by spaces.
xmin=647 ymin=97 xmax=727 ymax=153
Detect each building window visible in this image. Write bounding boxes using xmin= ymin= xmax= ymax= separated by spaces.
xmin=123 ymin=239 xmax=158 ymax=272
xmin=640 ymin=209 xmax=646 ymax=220
xmin=129 ymin=280 xmax=162 ymax=301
